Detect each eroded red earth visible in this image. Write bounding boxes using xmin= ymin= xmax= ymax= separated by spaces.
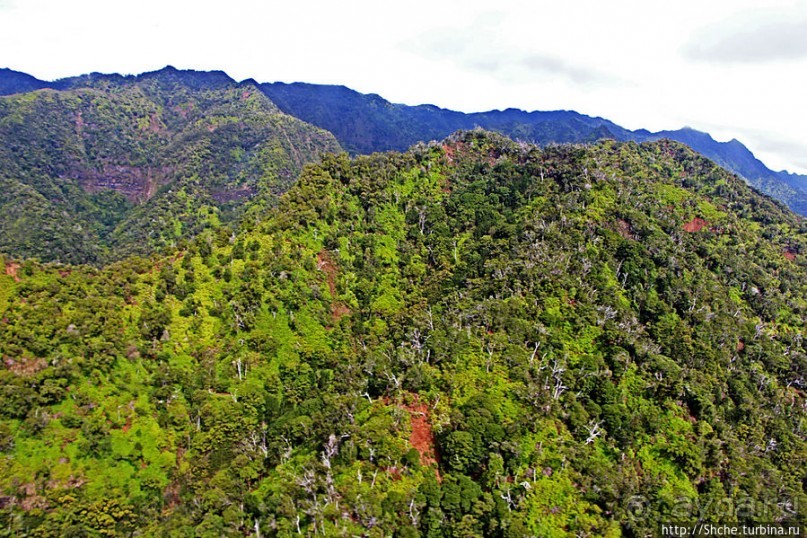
xmin=4 ymin=262 xmax=20 ymax=282
xmin=317 ymin=250 xmax=351 ymax=320
xmin=683 ymin=217 xmax=709 ymax=233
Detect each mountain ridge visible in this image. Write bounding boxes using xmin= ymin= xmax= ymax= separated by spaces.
xmin=0 ymin=67 xmax=340 ymax=264
xmin=0 ymin=131 xmax=803 ymax=535
xmin=259 ymin=79 xmax=807 ymax=215
xmin=4 ymin=67 xmax=805 ymax=216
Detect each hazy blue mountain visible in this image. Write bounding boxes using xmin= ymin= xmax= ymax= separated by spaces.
xmin=260 ymin=82 xmax=635 ymax=154
xmin=777 ymin=169 xmax=807 ymax=197
xmin=638 ymin=128 xmax=807 ymax=215
xmin=0 ymin=68 xmax=51 ymax=95
xmin=260 ymin=82 xmax=807 ymax=215
xmin=2 ymin=67 xmax=805 ymax=215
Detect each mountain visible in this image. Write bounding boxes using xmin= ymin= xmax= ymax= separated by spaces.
xmin=638 ymin=128 xmax=807 ymax=216
xmin=0 ymin=132 xmax=804 ymax=535
xmin=0 ymin=68 xmax=50 ymax=95
xmin=0 ymin=67 xmax=340 ymax=264
xmin=0 ymin=67 xmax=807 ymax=264
xmin=260 ymin=82 xmax=807 ymax=216
xmin=261 ymin=82 xmax=635 ymax=155
xmin=777 ymin=169 xmax=807 ymax=206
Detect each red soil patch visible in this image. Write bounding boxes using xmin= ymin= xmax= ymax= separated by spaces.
xmin=46 ymin=476 xmax=86 ymax=491
xmin=149 ymin=112 xmax=164 ymax=133
xmin=18 ymin=483 xmax=47 ymax=512
xmin=402 ymin=400 xmax=440 ymax=471
xmin=384 ymin=466 xmax=403 ymax=481
xmin=4 ymin=262 xmax=20 ymax=282
xmin=317 ymin=250 xmax=351 ymax=320
xmin=317 ymin=251 xmax=337 ymax=296
xmin=442 ymin=143 xmax=458 ymax=164
xmin=4 ymin=356 xmax=48 ymax=377
xmin=164 ymin=446 xmax=186 ymax=509
xmin=151 ymin=252 xmax=185 ymax=274
xmin=20 ymin=495 xmax=47 ymax=512
xmin=332 ymin=303 xmax=351 ymax=319
xmin=615 ymin=219 xmax=634 ymax=240
xmin=173 ymin=103 xmax=193 ymax=120
xmin=683 ymin=217 xmax=709 ymax=233
xmin=121 ymin=415 xmax=133 ymax=433
xmin=441 ymin=140 xmax=498 ymax=166
xmin=164 ymin=481 xmax=182 ymax=509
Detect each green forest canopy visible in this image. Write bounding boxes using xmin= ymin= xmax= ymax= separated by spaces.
xmin=0 ymin=132 xmax=805 ymax=536
xmin=0 ymin=69 xmax=339 ymax=265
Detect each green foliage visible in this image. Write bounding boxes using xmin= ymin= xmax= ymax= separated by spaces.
xmin=0 ymin=69 xmax=340 ymax=264
xmin=262 ymin=82 xmax=807 ymax=215
xmin=0 ymin=132 xmax=804 ymax=535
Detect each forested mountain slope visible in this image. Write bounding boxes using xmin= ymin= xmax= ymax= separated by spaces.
xmin=0 ymin=132 xmax=804 ymax=536
xmin=261 ymin=82 xmax=807 ymax=216
xmin=260 ymin=82 xmax=634 ymax=155
xmin=0 ymin=67 xmax=340 ymax=264
xmin=4 ymin=67 xmax=806 ymax=219
xmin=0 ymin=68 xmax=50 ymax=95
xmin=638 ymin=128 xmax=807 ymax=216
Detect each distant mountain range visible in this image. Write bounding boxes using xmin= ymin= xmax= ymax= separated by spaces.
xmin=0 ymin=66 xmax=804 ymax=265
xmin=260 ymin=81 xmax=807 ymax=216
xmin=4 ymin=68 xmax=806 ymax=214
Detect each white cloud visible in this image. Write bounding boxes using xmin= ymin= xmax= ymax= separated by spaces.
xmin=0 ymin=0 xmax=805 ymax=174
xmin=407 ymin=14 xmax=620 ymax=88
xmin=683 ymin=6 xmax=807 ymax=63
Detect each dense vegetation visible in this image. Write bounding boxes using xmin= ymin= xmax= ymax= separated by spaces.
xmin=261 ymin=82 xmax=636 ymax=156
xmin=2 ymin=64 xmax=805 ymax=235
xmin=0 ymin=132 xmax=804 ymax=536
xmin=261 ymin=81 xmax=807 ymax=216
xmin=0 ymin=67 xmax=340 ymax=264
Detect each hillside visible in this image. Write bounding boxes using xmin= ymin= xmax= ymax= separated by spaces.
xmin=260 ymin=82 xmax=807 ymax=216
xmin=0 ymin=132 xmax=804 ymax=536
xmin=0 ymin=69 xmax=807 ymax=215
xmin=639 ymin=128 xmax=807 ymax=216
xmin=0 ymin=67 xmax=340 ymax=264
xmin=0 ymin=68 xmax=51 ymax=95
xmin=260 ymin=82 xmax=634 ymax=155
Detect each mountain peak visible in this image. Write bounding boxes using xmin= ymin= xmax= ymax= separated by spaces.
xmin=3 ymin=66 xmax=807 ymax=216
xmin=0 ymin=67 xmax=50 ymax=95
xmin=0 ymin=131 xmax=803 ymax=536
xmin=136 ymin=66 xmax=236 ymax=89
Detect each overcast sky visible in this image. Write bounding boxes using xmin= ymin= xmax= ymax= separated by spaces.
xmin=2 ymin=0 xmax=806 ymax=174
